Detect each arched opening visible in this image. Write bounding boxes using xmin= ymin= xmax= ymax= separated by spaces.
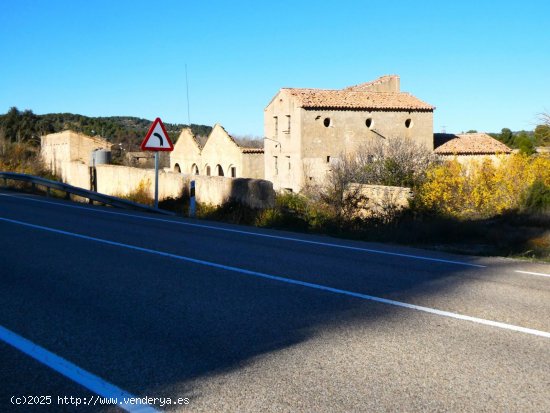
xmin=174 ymin=163 xmax=181 ymax=173
xmin=216 ymin=164 xmax=224 ymax=176
xmin=206 ymin=165 xmax=211 ymax=176
xmin=191 ymin=164 xmax=199 ymax=175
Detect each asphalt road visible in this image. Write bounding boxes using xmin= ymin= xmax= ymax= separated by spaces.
xmin=0 ymin=190 xmax=549 ymax=412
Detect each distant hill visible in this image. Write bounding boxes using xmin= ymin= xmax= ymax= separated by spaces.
xmin=0 ymin=107 xmax=212 ymax=151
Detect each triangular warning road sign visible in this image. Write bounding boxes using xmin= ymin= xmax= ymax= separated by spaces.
xmin=140 ymin=117 xmax=174 ymax=151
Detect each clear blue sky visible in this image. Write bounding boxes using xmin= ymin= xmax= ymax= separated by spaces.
xmin=1 ymin=0 xmax=548 ymax=137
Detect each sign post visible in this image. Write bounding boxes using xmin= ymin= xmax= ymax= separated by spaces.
xmin=140 ymin=117 xmax=174 ymax=209
xmin=154 ymin=152 xmax=160 ymax=208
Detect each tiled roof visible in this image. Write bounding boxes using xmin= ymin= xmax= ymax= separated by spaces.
xmin=284 ymin=89 xmax=434 ymax=111
xmin=240 ymin=147 xmax=264 ymax=154
xmin=344 ymin=74 xmax=399 ymax=92
xmin=434 ymin=133 xmax=512 ymax=155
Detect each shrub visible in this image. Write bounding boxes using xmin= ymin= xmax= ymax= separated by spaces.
xmin=522 ymin=180 xmax=550 ymax=213
xmin=118 ymin=179 xmax=153 ymax=205
xmin=0 ymin=141 xmax=53 ymax=177
xmin=320 ymin=137 xmax=436 ymax=222
xmin=416 ymin=154 xmax=550 ymax=219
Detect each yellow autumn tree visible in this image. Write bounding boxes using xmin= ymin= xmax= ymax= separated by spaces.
xmin=416 ymin=154 xmax=550 ymax=219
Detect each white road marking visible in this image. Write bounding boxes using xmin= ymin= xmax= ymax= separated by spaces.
xmin=0 ymin=325 xmax=159 ymax=412
xmin=1 ymin=216 xmax=548 ymax=339
xmin=515 ymin=270 xmax=550 ymax=278
xmin=0 ymin=193 xmax=485 ymax=268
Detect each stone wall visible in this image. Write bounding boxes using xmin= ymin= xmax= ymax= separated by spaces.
xmin=41 ymin=157 xmax=274 ymax=209
xmin=41 ymin=131 xmax=110 ymax=180
xmin=95 ymin=165 xmax=188 ymax=200
xmin=40 ymin=129 xmax=275 ymax=209
xmin=346 ymin=184 xmax=413 ymax=217
xmin=193 ymin=176 xmax=275 ymax=208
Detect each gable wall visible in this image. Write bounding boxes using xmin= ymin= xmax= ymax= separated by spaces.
xmin=170 ymin=129 xmax=202 ymax=174
xmin=200 ymin=126 xmax=244 ymax=177
xmin=264 ymin=90 xmax=303 ymax=191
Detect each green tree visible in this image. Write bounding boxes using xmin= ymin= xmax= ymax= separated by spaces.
xmin=514 ymin=131 xmax=536 ymax=155
xmin=499 ymin=128 xmax=514 ymax=146
xmin=534 ymin=124 xmax=550 ymax=146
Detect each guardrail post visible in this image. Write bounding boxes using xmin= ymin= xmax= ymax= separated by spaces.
xmin=189 ymin=180 xmax=196 ymax=218
xmin=46 ymin=187 xmax=51 ymax=197
xmin=65 ymin=191 xmax=71 ymax=200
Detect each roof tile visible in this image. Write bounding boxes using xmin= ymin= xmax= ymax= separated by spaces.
xmin=434 ymin=133 xmax=512 ymax=155
xmin=284 ymin=89 xmax=434 ymax=111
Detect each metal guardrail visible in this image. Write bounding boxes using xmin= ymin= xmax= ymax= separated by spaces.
xmin=0 ymin=172 xmax=175 ymax=216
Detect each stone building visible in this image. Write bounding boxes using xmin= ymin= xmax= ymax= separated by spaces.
xmin=41 ymin=130 xmax=111 ymax=176
xmin=264 ymin=75 xmax=434 ymax=192
xmin=434 ymin=132 xmax=512 ymax=164
xmin=170 ymin=123 xmax=264 ymax=179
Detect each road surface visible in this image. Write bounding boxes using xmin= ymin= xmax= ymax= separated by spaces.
xmin=0 ymin=190 xmax=549 ymax=412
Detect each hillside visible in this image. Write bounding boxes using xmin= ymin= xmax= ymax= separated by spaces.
xmin=0 ymin=107 xmax=212 ymax=151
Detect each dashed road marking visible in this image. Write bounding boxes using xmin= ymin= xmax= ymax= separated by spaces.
xmin=1 ymin=216 xmax=547 ymax=339
xmin=515 ymin=270 xmax=550 ymax=278
xmin=0 ymin=193 xmax=485 ymax=268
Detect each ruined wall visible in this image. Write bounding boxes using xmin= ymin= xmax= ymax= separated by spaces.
xmin=69 ymin=133 xmax=111 ymax=163
xmin=200 ymin=125 xmax=243 ymax=177
xmin=41 ymin=131 xmax=110 ymax=181
xmin=95 ymin=165 xmax=187 ymax=199
xmin=66 ymin=162 xmax=91 ymax=190
xmin=193 ymin=175 xmax=274 ymax=208
xmin=346 ymin=184 xmax=413 ymax=217
xmin=170 ymin=129 xmax=201 ymax=174
xmin=263 ymin=89 xmax=303 ymax=191
xmin=242 ymin=152 xmax=265 ymax=179
xmin=40 ymin=156 xmax=273 ymax=209
xmin=40 ymin=129 xmax=273 ymax=209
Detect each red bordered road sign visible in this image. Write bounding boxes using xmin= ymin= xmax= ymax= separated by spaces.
xmin=140 ymin=117 xmax=174 ymax=151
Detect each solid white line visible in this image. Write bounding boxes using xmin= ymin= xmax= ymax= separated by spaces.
xmin=1 ymin=216 xmax=547 ymax=339
xmin=515 ymin=270 xmax=550 ymax=278
xmin=0 ymin=193 xmax=485 ymax=268
xmin=0 ymin=325 xmax=159 ymax=413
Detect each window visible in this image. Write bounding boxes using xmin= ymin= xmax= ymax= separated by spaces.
xmin=323 ymin=117 xmax=331 ymax=127
xmin=230 ymin=166 xmax=236 ymax=178
xmin=191 ymin=164 xmax=199 ymax=175
xmin=206 ymin=165 xmax=211 ymax=176
xmin=274 ymin=116 xmax=278 ymax=138
xmin=326 ymin=156 xmax=331 ymax=163
xmin=174 ymin=163 xmax=181 ymax=173
xmin=405 ymin=118 xmax=413 ymax=128
xmin=274 ymin=156 xmax=278 ymax=175
xmin=216 ymin=164 xmax=224 ymax=176
xmin=366 ymin=118 xmax=373 ymax=129
xmin=286 ymin=156 xmax=291 ymax=170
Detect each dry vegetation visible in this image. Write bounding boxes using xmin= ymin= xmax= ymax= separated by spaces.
xmin=199 ymin=145 xmax=550 ymax=260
